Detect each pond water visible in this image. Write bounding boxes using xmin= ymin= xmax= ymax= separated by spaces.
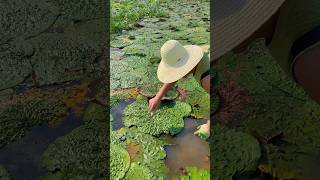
xmin=163 ymin=118 xmax=210 ymax=179
xmin=0 ymin=116 xmax=83 ymax=180
xmin=111 ymin=100 xmax=210 ymax=179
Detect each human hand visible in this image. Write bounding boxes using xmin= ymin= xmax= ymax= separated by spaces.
xmin=148 ymin=96 xmax=161 ymax=113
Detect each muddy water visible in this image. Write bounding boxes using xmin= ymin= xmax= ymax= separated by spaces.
xmin=163 ymin=118 xmax=210 ymax=179
xmin=111 ymin=100 xmax=210 ymax=179
xmin=0 ymin=116 xmax=83 ymax=180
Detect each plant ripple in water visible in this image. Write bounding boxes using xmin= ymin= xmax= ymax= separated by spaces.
xmin=0 ymin=116 xmax=83 ymax=180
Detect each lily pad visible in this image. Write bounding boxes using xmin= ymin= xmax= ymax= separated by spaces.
xmin=111 ymin=127 xmax=167 ymax=179
xmin=29 ymin=33 xmax=102 ymax=86
xmin=123 ymin=95 xmax=191 ymax=136
xmin=178 ymin=167 xmax=210 ymax=180
xmin=0 ymin=96 xmax=65 ymax=148
xmin=111 ymin=144 xmax=131 ymax=180
xmin=0 ymin=39 xmax=33 ymax=89
xmin=211 ymin=123 xmax=261 ymax=179
xmin=0 ymin=0 xmax=59 ymax=42
xmin=177 ymin=75 xmax=210 ymax=119
xmin=124 ymin=162 xmax=153 ymax=180
xmin=40 ymin=122 xmax=108 ymax=179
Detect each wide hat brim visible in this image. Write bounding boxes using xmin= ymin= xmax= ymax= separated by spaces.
xmin=157 ymin=45 xmax=204 ymax=83
xmin=213 ymin=0 xmax=286 ymax=60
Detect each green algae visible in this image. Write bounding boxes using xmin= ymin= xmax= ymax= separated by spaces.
xmin=0 ymin=165 xmax=10 ymax=180
xmin=29 ymin=33 xmax=102 ymax=86
xmin=0 ymin=0 xmax=59 ymax=42
xmin=177 ymin=75 xmax=210 ymax=119
xmin=211 ymin=123 xmax=261 ymax=179
xmin=123 ymin=95 xmax=191 ymax=136
xmin=0 ymin=97 xmax=65 ymax=148
xmin=111 ymin=143 xmax=131 ymax=180
xmin=40 ymin=122 xmax=108 ymax=179
xmin=177 ymin=167 xmax=210 ymax=180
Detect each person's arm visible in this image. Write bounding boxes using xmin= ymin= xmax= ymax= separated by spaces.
xmin=148 ymin=82 xmax=176 ymax=112
xmin=294 ymin=46 xmax=320 ymax=103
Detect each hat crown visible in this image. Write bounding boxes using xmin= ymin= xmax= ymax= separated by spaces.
xmin=161 ymin=40 xmax=187 ymax=66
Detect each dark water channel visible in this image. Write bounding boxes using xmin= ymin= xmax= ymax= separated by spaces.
xmin=0 ymin=116 xmax=83 ymax=180
xmin=111 ymin=100 xmax=210 ymax=179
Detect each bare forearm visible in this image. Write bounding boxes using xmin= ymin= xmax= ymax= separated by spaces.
xmin=155 ymin=82 xmax=175 ymax=99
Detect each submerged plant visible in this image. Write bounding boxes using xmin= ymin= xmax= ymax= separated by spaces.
xmin=123 ymin=95 xmax=191 ymax=136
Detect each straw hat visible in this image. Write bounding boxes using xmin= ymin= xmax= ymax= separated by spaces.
xmin=213 ymin=0 xmax=286 ymax=60
xmin=157 ymin=40 xmax=203 ymax=83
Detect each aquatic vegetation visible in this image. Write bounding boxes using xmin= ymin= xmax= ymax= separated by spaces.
xmin=215 ymin=80 xmax=251 ymax=124
xmin=111 ymin=0 xmax=169 ymax=33
xmin=110 ymin=127 xmax=167 ymax=179
xmin=0 ymin=96 xmax=65 ymax=148
xmin=29 ymin=33 xmax=102 ymax=86
xmin=0 ymin=165 xmax=10 ymax=180
xmin=124 ymin=162 xmax=153 ymax=180
xmin=211 ymin=123 xmax=261 ymax=179
xmin=40 ymin=122 xmax=108 ymax=179
xmin=110 ymin=56 xmax=151 ymax=91
xmin=0 ymin=0 xmax=58 ymax=42
xmin=110 ymin=89 xmax=134 ymax=107
xmin=83 ymin=103 xmax=107 ymax=124
xmin=177 ymin=75 xmax=210 ymax=119
xmin=123 ymin=95 xmax=191 ymax=136
xmin=111 ymin=144 xmax=131 ymax=180
xmin=51 ymin=0 xmax=106 ymax=27
xmin=177 ymin=167 xmax=210 ymax=180
xmin=0 ymin=39 xmax=33 ymax=89
xmin=215 ymin=39 xmax=320 ymax=178
xmin=138 ymin=83 xmax=179 ymax=100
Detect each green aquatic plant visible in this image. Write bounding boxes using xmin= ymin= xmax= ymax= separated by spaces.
xmin=110 ymin=56 xmax=151 ymax=91
xmin=0 ymin=39 xmax=33 ymax=89
xmin=0 ymin=0 xmax=58 ymax=42
xmin=111 ymin=0 xmax=168 ymax=33
xmin=110 ymin=89 xmax=133 ymax=107
xmin=83 ymin=103 xmax=107 ymax=124
xmin=211 ymin=123 xmax=261 ymax=179
xmin=40 ymin=122 xmax=108 ymax=179
xmin=0 ymin=97 xmax=65 ymax=148
xmin=177 ymin=167 xmax=210 ymax=180
xmin=110 ymin=127 xmax=167 ymax=179
xmin=29 ymin=33 xmax=102 ymax=85
xmin=124 ymin=162 xmax=153 ymax=180
xmin=0 ymin=165 xmax=10 ymax=180
xmin=177 ymin=75 xmax=210 ymax=119
xmin=123 ymin=95 xmax=191 ymax=136
xmin=111 ymin=143 xmax=131 ymax=180
xmin=215 ymin=39 xmax=320 ymax=178
xmin=51 ymin=0 xmax=106 ymax=25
